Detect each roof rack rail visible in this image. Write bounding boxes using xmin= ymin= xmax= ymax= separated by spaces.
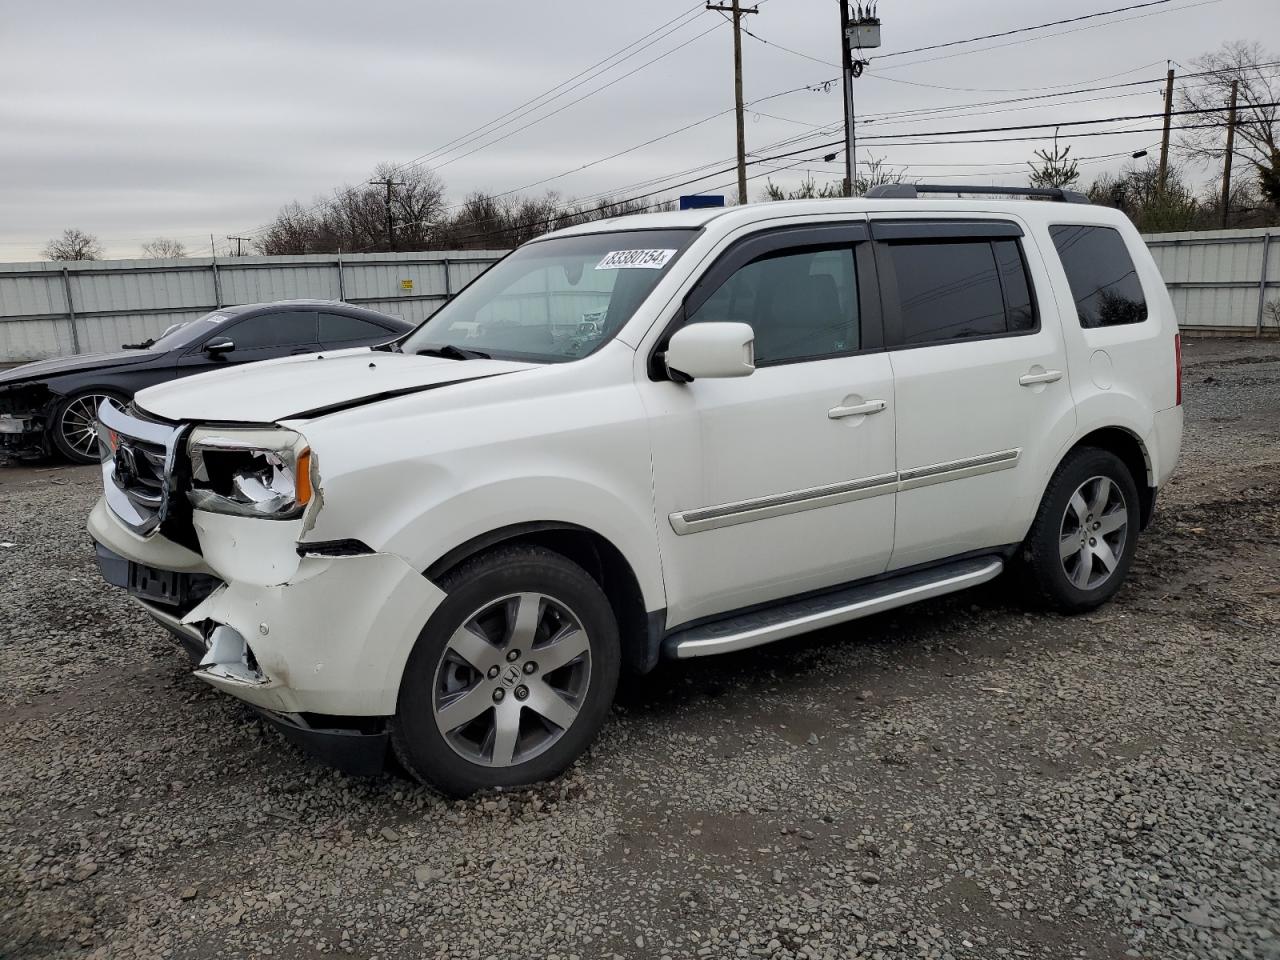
xmin=864 ymin=183 xmax=1090 ymax=204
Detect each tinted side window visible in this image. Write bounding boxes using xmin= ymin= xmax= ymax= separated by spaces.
xmin=887 ymin=241 xmax=1007 ymax=344
xmin=1049 ymin=224 xmax=1148 ymax=328
xmin=688 ymin=246 xmax=858 ymax=364
xmin=994 ymin=239 xmax=1036 ymax=333
xmin=225 ymin=311 xmax=317 ymax=350
xmin=320 ymin=312 xmax=391 ymax=343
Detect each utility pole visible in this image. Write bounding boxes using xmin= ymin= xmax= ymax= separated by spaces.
xmin=370 ymin=177 xmax=405 ymax=251
xmin=707 ymin=1 xmax=757 ymax=204
xmin=838 ymin=4 xmax=880 ymax=197
xmin=226 ymin=235 xmax=251 ymax=257
xmin=839 ymin=1 xmax=856 ymax=196
xmin=1221 ymin=79 xmax=1239 ymax=229
xmin=1158 ymin=65 xmax=1175 ymax=189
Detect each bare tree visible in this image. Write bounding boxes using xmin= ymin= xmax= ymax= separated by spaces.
xmin=1087 ymin=160 xmax=1201 ymax=231
xmin=258 ymin=162 xmax=447 ymax=255
xmin=1178 ymin=41 xmax=1279 ymax=205
xmin=43 ymin=228 xmax=103 ymax=261
xmin=141 ymin=237 xmax=187 ymax=259
xmin=761 ymin=175 xmax=844 ymax=201
xmin=760 ymin=157 xmax=904 ymax=201
xmin=855 ymin=157 xmax=907 ymax=196
xmin=378 ymin=161 xmax=446 ymax=250
xmin=1028 ymin=132 xmax=1080 ymax=189
xmin=258 ymin=161 xmax=678 ymax=254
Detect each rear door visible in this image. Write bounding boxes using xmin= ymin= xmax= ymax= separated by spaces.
xmin=872 ymin=217 xmax=1076 ymax=570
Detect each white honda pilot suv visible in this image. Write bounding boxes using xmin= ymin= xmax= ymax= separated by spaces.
xmin=90 ymin=186 xmax=1182 ymax=796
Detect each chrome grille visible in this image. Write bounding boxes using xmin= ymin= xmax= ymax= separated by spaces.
xmin=98 ymin=400 xmax=183 ymax=536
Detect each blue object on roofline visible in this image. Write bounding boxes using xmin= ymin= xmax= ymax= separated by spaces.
xmin=679 ymin=195 xmax=726 ymax=210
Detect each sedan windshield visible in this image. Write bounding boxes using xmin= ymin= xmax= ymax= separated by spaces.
xmin=401 ymin=229 xmax=697 ymax=362
xmin=147 ymin=311 xmax=234 ymax=351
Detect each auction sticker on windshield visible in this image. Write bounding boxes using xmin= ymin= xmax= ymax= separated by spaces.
xmin=596 ymin=249 xmax=676 ymax=270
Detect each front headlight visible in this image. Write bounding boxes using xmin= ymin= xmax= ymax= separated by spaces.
xmin=186 ymin=426 xmax=316 ymax=520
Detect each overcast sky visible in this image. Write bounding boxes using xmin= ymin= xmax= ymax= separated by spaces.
xmin=1 ymin=0 xmax=1274 ymax=261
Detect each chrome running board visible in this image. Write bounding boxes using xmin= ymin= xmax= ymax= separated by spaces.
xmin=665 ymin=556 xmax=1004 ymax=659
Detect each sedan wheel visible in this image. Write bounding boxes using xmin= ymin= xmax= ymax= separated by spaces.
xmin=53 ymin=392 xmax=121 ymax=464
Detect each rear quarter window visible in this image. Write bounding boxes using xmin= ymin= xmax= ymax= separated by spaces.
xmin=320 ymin=312 xmax=392 ymax=343
xmin=1049 ymin=224 xmax=1148 ymax=328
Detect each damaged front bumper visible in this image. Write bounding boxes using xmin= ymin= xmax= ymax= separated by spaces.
xmin=89 ymin=495 xmax=446 ymax=775
xmin=0 ymin=385 xmax=52 ymax=460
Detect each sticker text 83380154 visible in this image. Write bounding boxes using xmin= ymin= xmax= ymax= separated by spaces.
xmin=596 ymin=249 xmax=677 ymax=270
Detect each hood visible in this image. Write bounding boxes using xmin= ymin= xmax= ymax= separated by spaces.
xmin=134 ymin=348 xmax=536 ymax=423
xmin=0 ymin=349 xmax=154 ymax=386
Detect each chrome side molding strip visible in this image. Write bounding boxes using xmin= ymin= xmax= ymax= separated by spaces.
xmin=670 ymin=472 xmax=897 ymax=535
xmin=668 ymin=557 xmax=1004 ymax=659
xmin=897 ymin=448 xmax=1020 ymax=491
xmin=669 ymin=449 xmax=1020 ymax=535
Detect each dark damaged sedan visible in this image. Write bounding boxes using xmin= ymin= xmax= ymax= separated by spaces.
xmin=0 ymin=300 xmax=413 ymax=463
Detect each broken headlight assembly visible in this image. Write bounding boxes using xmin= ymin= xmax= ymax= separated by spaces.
xmin=187 ymin=426 xmax=316 ymax=520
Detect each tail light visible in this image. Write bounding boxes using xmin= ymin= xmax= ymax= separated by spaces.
xmin=1174 ymin=333 xmax=1183 ymax=406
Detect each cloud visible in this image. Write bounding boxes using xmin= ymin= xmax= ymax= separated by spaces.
xmin=0 ymin=0 xmax=1271 ymax=259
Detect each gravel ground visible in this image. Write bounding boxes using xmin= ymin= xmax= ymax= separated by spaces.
xmin=2 ymin=338 xmax=1278 ymax=960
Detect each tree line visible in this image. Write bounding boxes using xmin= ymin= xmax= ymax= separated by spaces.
xmin=42 ymin=40 xmax=1277 ymax=261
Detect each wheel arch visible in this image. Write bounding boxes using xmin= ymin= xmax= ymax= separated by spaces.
xmin=424 ymin=522 xmax=664 ymax=675
xmin=1067 ymin=426 xmax=1155 ymax=528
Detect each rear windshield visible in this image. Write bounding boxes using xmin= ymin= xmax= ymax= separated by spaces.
xmin=400 ymin=229 xmax=697 ymax=362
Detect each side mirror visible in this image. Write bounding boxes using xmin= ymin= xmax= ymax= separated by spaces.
xmin=664 ymin=322 xmax=755 ymax=382
xmin=204 ymin=337 xmax=235 ymax=355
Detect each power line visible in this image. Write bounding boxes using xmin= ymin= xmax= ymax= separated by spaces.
xmin=853 ymin=103 xmax=1280 ymax=142
xmin=434 ymin=78 xmax=847 ymax=216
xmin=235 ymin=5 xmax=717 ymax=240
xmin=428 ymin=20 xmax=727 ymax=176
xmin=433 ymin=108 xmax=1244 ymax=249
xmin=872 ymin=0 xmax=1220 ymax=72
xmin=874 ymin=0 xmax=1178 ymax=60
xmin=403 ymin=4 xmax=707 ymax=171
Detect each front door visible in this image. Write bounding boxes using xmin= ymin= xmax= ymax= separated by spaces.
xmin=181 ymin=310 xmax=321 ymax=370
xmin=870 ymin=216 xmax=1076 ymax=570
xmin=640 ymin=224 xmax=898 ymax=627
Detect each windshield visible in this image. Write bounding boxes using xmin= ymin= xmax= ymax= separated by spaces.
xmin=146 ymin=311 xmax=234 ymax=351
xmin=401 ymin=229 xmax=697 ymax=362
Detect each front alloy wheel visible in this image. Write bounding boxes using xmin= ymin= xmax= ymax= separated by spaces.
xmin=433 ymin=592 xmax=593 ymax=768
xmin=392 ymin=545 xmax=620 ymax=796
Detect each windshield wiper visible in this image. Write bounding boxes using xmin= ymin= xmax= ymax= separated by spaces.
xmin=122 ymin=338 xmax=155 ymax=350
xmin=415 ymin=344 xmax=490 ymax=360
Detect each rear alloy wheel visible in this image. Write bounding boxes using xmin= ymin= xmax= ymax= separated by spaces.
xmin=52 ymin=391 xmax=123 ymax=464
xmin=1058 ymin=475 xmax=1130 ymax=591
xmin=1019 ymin=446 xmax=1141 ymax=613
xmin=391 ymin=546 xmax=620 ymax=796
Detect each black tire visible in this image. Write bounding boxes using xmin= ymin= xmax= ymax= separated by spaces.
xmin=390 ymin=545 xmax=620 ymax=797
xmin=51 ymin=390 xmax=126 ymax=464
xmin=1019 ymin=446 xmax=1142 ymax=613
